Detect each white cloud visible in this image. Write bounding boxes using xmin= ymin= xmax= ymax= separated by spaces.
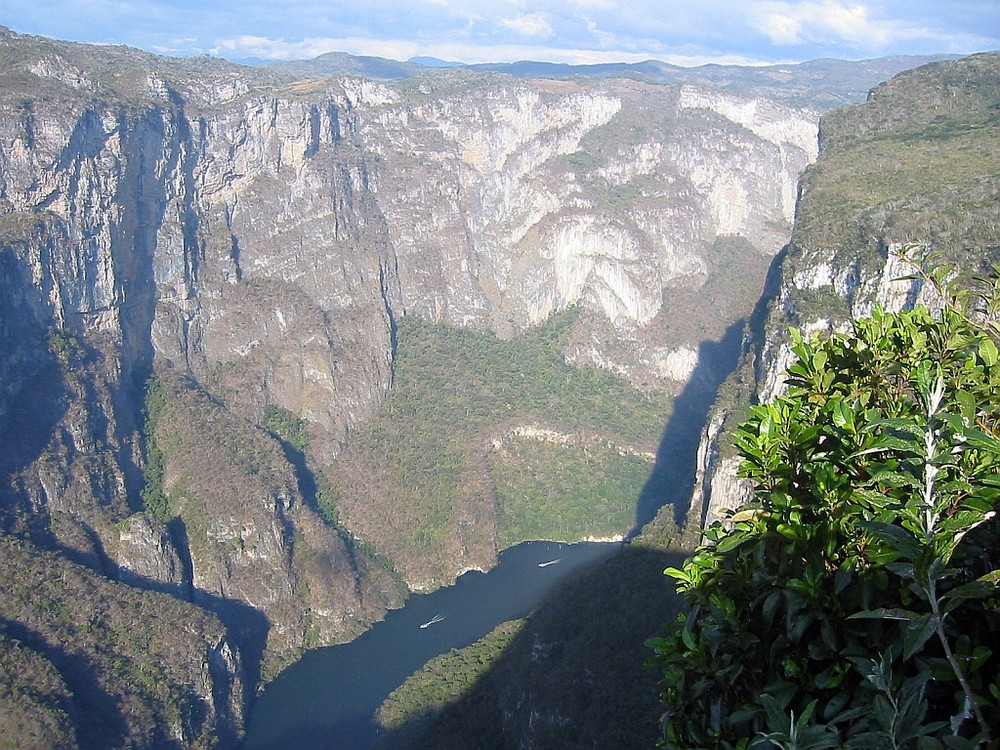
xmin=500 ymin=12 xmax=555 ymax=38
xmin=752 ymin=1 xmax=907 ymax=50
xmin=210 ymin=35 xmax=420 ymax=61
xmin=583 ymin=17 xmax=619 ymax=48
xmin=756 ymin=10 xmax=803 ymax=45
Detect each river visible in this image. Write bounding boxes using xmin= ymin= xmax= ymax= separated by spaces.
xmin=241 ymin=540 xmax=619 ymax=750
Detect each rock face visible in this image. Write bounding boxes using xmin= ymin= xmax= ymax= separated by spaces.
xmin=0 ymin=27 xmax=966 ymax=746
xmin=687 ymin=52 xmax=1000 ymax=530
xmin=0 ymin=28 xmax=815 ymax=641
xmin=356 ymin=74 xmax=817 ymax=359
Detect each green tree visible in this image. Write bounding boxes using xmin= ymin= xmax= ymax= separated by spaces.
xmin=649 ymin=267 xmax=1000 ymax=748
xmin=140 ymin=374 xmax=170 ymax=521
xmin=264 ymin=404 xmax=310 ymax=451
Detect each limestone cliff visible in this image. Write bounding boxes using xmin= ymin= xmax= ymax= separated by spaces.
xmin=0 ymin=26 xmax=956 ymax=746
xmin=687 ymin=53 xmax=1000 ymax=530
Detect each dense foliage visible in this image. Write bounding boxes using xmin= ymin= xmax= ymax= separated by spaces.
xmin=650 ymin=277 xmax=1000 ymax=748
xmin=140 ymin=375 xmax=170 ymax=521
xmin=330 ymin=309 xmax=671 ymax=572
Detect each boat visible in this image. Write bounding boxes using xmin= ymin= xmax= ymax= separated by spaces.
xmin=419 ymin=614 xmax=445 ymax=629
xmin=537 ymin=559 xmax=561 ymax=568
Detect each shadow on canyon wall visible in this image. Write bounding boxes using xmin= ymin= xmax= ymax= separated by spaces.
xmin=634 ymin=317 xmax=747 ymax=532
xmin=0 ymin=245 xmax=71 ymax=536
xmin=370 ymin=545 xmax=689 ymax=750
xmin=0 ymin=615 xmax=132 ymax=750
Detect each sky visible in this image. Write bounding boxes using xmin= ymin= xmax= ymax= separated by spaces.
xmin=2 ymin=1 xmax=998 ymax=67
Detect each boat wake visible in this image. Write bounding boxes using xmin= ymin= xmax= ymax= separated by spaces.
xmin=419 ymin=614 xmax=445 ymax=629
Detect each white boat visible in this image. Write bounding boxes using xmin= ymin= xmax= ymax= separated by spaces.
xmin=419 ymin=614 xmax=445 ymax=629
xmin=538 ymin=559 xmax=561 ymax=568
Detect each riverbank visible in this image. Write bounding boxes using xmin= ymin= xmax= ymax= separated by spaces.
xmin=242 ymin=541 xmax=620 ymax=750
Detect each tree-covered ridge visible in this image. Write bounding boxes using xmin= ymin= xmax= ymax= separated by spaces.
xmin=328 ymin=310 xmax=673 ymax=583
xmin=650 ymin=270 xmax=1000 ymax=748
xmin=139 ymin=371 xmax=402 ymax=680
xmin=791 ymin=54 xmax=1000 ymax=274
xmin=374 ymin=619 xmax=525 ymax=748
xmin=709 ymin=53 xmax=1000 ymax=471
xmin=0 ymin=536 xmax=244 ymax=750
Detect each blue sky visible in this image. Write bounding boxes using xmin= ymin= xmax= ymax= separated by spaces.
xmin=3 ymin=1 xmax=998 ymax=66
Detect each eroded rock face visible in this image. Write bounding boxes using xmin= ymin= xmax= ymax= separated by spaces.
xmin=0 ymin=32 xmax=824 ymax=733
xmin=363 ymin=76 xmax=817 ymax=362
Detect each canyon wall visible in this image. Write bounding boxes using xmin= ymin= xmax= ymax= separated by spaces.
xmin=0 ymin=28 xmax=819 ymax=668
xmin=686 ymin=52 xmax=1000 ymax=531
xmin=0 ymin=27 xmax=969 ymax=746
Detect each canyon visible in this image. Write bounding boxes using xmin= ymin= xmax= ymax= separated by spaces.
xmin=2 ymin=24 xmax=995 ymax=748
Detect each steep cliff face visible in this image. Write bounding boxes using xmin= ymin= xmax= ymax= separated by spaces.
xmin=0 ymin=36 xmax=407 ymax=741
xmin=0 ymin=27 xmax=948 ymax=745
xmin=0 ymin=28 xmax=819 ymax=627
xmin=688 ymin=53 xmax=1000 ymax=529
xmin=365 ymin=74 xmax=817 ymax=372
xmin=0 ymin=37 xmax=405 ymax=681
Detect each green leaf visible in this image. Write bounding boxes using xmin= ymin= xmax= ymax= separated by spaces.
xmin=955 ymin=390 xmax=978 ymax=424
xmin=681 ymin=625 xmax=697 ymax=652
xmin=813 ymin=349 xmax=829 ymax=372
xmin=832 ymin=397 xmax=853 ymax=430
xmin=851 ymin=434 xmax=922 ymax=458
xmin=873 ymin=693 xmax=894 ymax=731
xmin=859 ymin=520 xmax=923 ymax=561
xmin=902 ymin=613 xmax=937 ymax=659
xmin=868 ymin=468 xmax=920 ymax=489
xmin=776 ymin=523 xmax=801 ymax=540
xmin=958 ymin=425 xmax=1000 ymax=453
xmin=822 ymin=690 xmax=851 ymax=722
xmin=979 ymin=337 xmax=999 ymax=367
xmin=663 ymin=566 xmax=692 ymax=585
xmin=715 ymin=531 xmax=752 ymax=554
xmin=942 ymin=735 xmax=979 ymax=750
xmin=942 ymin=570 xmax=1000 ymax=614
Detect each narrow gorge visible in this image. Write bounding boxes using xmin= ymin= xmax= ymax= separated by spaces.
xmin=2 ymin=25 xmax=993 ymax=749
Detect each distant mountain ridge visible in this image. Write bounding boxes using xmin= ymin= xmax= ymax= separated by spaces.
xmin=269 ymin=48 xmax=958 ymax=109
xmin=0 ymin=23 xmax=955 ymax=109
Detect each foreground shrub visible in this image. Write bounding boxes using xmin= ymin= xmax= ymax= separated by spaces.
xmin=650 ymin=268 xmax=1000 ymax=748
